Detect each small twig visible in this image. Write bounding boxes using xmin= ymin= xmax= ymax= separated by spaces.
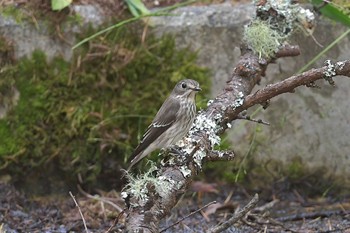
xmin=253 ymin=199 xmax=279 ymax=212
xmin=205 ymin=150 xmax=235 ymax=161
xmin=267 ymin=217 xmax=299 ymax=233
xmin=208 ymin=193 xmax=259 ymax=233
xmin=160 ymin=201 xmax=217 ymax=233
xmin=69 ymin=191 xmax=89 ymax=233
xmin=276 ymin=209 xmax=345 ymax=222
xmin=237 ymin=114 xmax=270 ymax=125
xmin=247 ymin=213 xmax=299 ymax=233
xmin=104 ymin=209 xmax=126 ymax=233
xmin=275 ymin=45 xmax=300 ymax=58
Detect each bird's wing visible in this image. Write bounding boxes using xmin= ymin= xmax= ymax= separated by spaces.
xmin=142 ymin=97 xmax=180 ymax=143
xmin=129 ymin=97 xmax=180 ymax=166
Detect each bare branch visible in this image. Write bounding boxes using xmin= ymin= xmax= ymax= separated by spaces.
xmin=208 ymin=193 xmax=259 ymax=233
xmin=222 ymin=60 xmax=350 ymax=131
xmin=69 ymin=191 xmax=90 ymax=233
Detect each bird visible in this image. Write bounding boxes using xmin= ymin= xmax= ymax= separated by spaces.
xmin=127 ymin=79 xmax=201 ymax=171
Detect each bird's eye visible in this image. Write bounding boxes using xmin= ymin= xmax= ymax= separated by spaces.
xmin=181 ymin=83 xmax=187 ymax=89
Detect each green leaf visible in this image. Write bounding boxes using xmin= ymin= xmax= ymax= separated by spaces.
xmin=124 ymin=0 xmax=150 ymax=17
xmin=51 ymin=0 xmax=72 ymax=11
xmin=311 ymin=0 xmax=350 ymax=27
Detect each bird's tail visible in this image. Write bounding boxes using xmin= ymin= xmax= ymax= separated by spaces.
xmin=120 ymin=154 xmax=142 ymax=179
xmin=126 ymin=151 xmax=144 ymax=172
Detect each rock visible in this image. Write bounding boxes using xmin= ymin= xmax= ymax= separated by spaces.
xmin=0 ymin=5 xmax=104 ymax=61
xmin=0 ymin=5 xmax=104 ymax=118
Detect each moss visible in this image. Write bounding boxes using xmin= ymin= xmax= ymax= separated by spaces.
xmin=1 ymin=5 xmax=26 ymax=23
xmin=286 ymin=156 xmax=305 ymax=180
xmin=0 ymin=24 xmax=210 ymax=188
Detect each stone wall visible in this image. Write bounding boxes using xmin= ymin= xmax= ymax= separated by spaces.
xmin=1 ymin=3 xmax=349 ymax=180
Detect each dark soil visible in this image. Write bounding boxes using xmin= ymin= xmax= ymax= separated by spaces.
xmin=1 ymin=182 xmax=349 ymax=232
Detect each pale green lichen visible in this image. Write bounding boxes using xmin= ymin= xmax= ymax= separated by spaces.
xmin=243 ymin=19 xmax=284 ymax=59
xmin=233 ymin=91 xmax=244 ymax=108
xmin=175 ymin=112 xmax=222 ymax=169
xmin=247 ymin=0 xmax=316 ymax=58
xmin=179 ymin=166 xmax=191 ymax=178
xmin=336 ymin=61 xmax=345 ymax=70
xmin=123 ymin=163 xmax=180 ymax=206
xmin=192 ymin=148 xmax=206 ymax=168
xmin=323 ymin=60 xmax=336 ymax=85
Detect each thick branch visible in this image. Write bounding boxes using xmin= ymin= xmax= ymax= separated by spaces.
xmin=123 ymin=34 xmax=350 ymax=230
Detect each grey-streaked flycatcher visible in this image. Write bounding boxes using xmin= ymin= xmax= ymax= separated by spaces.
xmin=127 ymin=79 xmax=201 ymax=171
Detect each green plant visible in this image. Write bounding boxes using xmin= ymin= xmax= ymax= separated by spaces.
xmin=124 ymin=0 xmax=150 ymax=17
xmin=0 ymin=25 xmax=210 ymax=186
xmin=311 ymin=0 xmax=350 ymax=27
xmin=51 ymin=0 xmax=72 ymax=11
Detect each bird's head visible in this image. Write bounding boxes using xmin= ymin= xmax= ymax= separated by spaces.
xmin=173 ymin=79 xmax=201 ymax=99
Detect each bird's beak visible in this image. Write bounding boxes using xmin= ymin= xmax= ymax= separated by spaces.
xmin=191 ymin=87 xmax=201 ymax=92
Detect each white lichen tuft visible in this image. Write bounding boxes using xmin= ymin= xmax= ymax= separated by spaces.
xmin=323 ymin=60 xmax=336 ymax=86
xmin=227 ymin=123 xmax=232 ymax=129
xmin=179 ymin=166 xmax=192 ymax=178
xmin=192 ymin=113 xmax=222 ymax=147
xmin=156 ymin=175 xmax=178 ymax=195
xmin=336 ymin=61 xmax=345 ymax=71
xmin=193 ymin=148 xmax=207 ymax=168
xmin=207 ymin=99 xmax=214 ymax=107
xmin=324 ymin=60 xmax=336 ymax=77
xmin=123 ymin=163 xmax=179 ymax=207
xmin=296 ymin=8 xmax=316 ymax=36
xmin=237 ymin=91 xmax=244 ymax=98
xmin=232 ymin=91 xmax=245 ymax=109
xmin=192 ymin=112 xmax=221 ymax=133
xmin=179 ymin=112 xmax=222 ymax=168
xmin=121 ymin=191 xmax=128 ymax=199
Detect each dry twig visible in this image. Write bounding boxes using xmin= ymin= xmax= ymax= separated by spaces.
xmin=69 ymin=191 xmax=89 ymax=233
xmin=208 ymin=194 xmax=259 ymax=233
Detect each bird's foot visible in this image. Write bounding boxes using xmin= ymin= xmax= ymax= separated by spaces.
xmin=168 ymin=145 xmax=185 ymax=157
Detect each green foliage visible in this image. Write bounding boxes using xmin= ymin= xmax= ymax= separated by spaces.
xmin=51 ymin=0 xmax=72 ymax=11
xmin=311 ymin=0 xmax=350 ymax=27
xmin=1 ymin=5 xmax=26 ymax=23
xmin=124 ymin=0 xmax=150 ymax=17
xmin=287 ymin=156 xmax=305 ymax=180
xmin=0 ymin=25 xmax=210 ymax=185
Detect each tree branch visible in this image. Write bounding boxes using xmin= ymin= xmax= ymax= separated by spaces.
xmin=219 ymin=59 xmax=350 ymax=133
xmin=122 ymin=2 xmax=350 ymax=232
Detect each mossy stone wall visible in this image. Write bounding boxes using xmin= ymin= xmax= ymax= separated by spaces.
xmin=0 ymin=24 xmax=210 ymax=190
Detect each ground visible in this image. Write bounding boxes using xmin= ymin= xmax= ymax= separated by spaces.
xmin=0 ymin=182 xmax=349 ymax=232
